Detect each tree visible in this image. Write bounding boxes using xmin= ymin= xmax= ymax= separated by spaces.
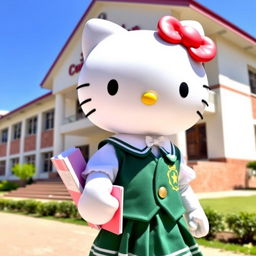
xmin=12 ymin=163 xmax=35 ymax=185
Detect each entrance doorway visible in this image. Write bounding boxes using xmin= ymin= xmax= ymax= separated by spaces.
xmin=186 ymin=123 xmax=208 ymax=160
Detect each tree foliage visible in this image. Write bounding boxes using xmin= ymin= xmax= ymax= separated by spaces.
xmin=12 ymin=163 xmax=35 ymax=182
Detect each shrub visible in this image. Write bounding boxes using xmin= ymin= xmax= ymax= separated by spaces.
xmin=57 ymin=201 xmax=78 ymax=218
xmin=22 ymin=200 xmax=40 ymax=214
xmin=0 ymin=198 xmax=11 ymax=210
xmin=13 ymin=200 xmax=27 ymax=211
xmin=0 ymin=180 xmax=19 ymax=191
xmin=12 ymin=163 xmax=35 ymax=184
xmin=204 ymin=208 xmax=225 ymax=240
xmin=226 ymin=212 xmax=256 ymax=244
xmin=36 ymin=201 xmax=58 ymax=216
xmin=0 ymin=198 xmax=82 ymax=220
xmin=5 ymin=200 xmax=18 ymax=211
xmin=246 ymin=161 xmax=256 ymax=170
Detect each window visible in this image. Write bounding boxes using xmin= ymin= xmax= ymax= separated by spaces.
xmin=27 ymin=116 xmax=37 ymax=135
xmin=25 ymin=155 xmax=35 ymax=166
xmin=42 ymin=152 xmax=53 ymax=172
xmin=0 ymin=161 xmax=6 ymax=176
xmin=10 ymin=158 xmax=19 ymax=174
xmin=77 ymin=145 xmax=89 ymax=162
xmin=1 ymin=128 xmax=8 ymax=143
xmin=44 ymin=110 xmax=54 ymax=130
xmin=249 ymin=68 xmax=256 ymax=94
xmin=13 ymin=122 xmax=21 ymax=140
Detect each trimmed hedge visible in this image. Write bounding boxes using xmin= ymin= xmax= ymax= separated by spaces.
xmin=1 ymin=198 xmax=255 ymax=244
xmin=0 ymin=180 xmax=19 ymax=191
xmin=226 ymin=212 xmax=256 ymax=244
xmin=0 ymin=198 xmax=81 ymax=219
xmin=204 ymin=209 xmax=256 ymax=244
xmin=204 ymin=208 xmax=225 ymax=240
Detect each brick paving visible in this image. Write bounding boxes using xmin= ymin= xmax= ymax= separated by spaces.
xmin=0 ymin=212 xmax=248 ymax=256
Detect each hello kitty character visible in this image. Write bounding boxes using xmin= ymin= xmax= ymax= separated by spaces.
xmin=77 ymin=16 xmax=216 ymax=256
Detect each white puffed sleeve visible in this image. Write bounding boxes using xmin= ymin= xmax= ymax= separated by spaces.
xmin=81 ymin=143 xmax=119 ymax=183
xmin=178 ymin=155 xmax=196 ymax=187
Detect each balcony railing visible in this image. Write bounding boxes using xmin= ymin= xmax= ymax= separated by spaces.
xmin=63 ymin=113 xmax=86 ymax=124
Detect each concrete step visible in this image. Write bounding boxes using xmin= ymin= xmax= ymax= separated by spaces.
xmin=7 ymin=190 xmax=70 ymax=196
xmin=4 ymin=193 xmax=72 ymax=201
xmin=15 ymin=187 xmax=67 ymax=191
xmin=3 ymin=179 xmax=73 ymax=201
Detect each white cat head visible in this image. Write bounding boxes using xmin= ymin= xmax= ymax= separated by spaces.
xmin=77 ymin=17 xmax=216 ymax=135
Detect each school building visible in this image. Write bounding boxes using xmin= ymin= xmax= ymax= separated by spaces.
xmin=0 ymin=0 xmax=256 ymax=193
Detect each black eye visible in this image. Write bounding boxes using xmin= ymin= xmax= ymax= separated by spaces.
xmin=107 ymin=79 xmax=119 ymax=96
xmin=179 ymin=82 xmax=189 ymax=98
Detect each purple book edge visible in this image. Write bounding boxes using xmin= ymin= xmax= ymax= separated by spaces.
xmin=59 ymin=148 xmax=86 ymax=188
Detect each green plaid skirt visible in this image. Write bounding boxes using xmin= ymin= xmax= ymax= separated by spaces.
xmin=89 ymin=211 xmax=203 ymax=256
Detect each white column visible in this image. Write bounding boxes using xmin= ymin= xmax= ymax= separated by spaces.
xmin=169 ymin=131 xmax=187 ymax=159
xmin=53 ymin=93 xmax=64 ymax=156
xmin=35 ymin=112 xmax=43 ymax=178
xmin=6 ymin=125 xmax=12 ymax=177
xmin=19 ymin=119 xmax=26 ymax=164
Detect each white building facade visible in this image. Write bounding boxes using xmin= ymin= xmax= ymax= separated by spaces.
xmin=0 ymin=0 xmax=256 ymax=192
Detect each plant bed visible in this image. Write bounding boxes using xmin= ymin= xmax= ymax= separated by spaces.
xmin=215 ymin=231 xmax=238 ymax=242
xmin=197 ymin=238 xmax=256 ymax=255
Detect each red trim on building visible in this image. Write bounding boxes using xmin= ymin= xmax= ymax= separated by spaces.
xmin=40 ymin=0 xmax=96 ymax=87
xmin=40 ymin=0 xmax=255 ymax=89
xmin=95 ymin=0 xmax=256 ymax=43
xmin=251 ymin=96 xmax=256 ymax=119
xmin=24 ymin=135 xmax=36 ymax=152
xmin=0 ymin=144 xmax=7 ymax=157
xmin=0 ymin=92 xmax=52 ymax=121
xmin=41 ymin=129 xmax=54 ymax=148
xmin=211 ymin=84 xmax=252 ymax=98
xmin=10 ymin=139 xmax=20 ymax=155
xmin=189 ymin=1 xmax=256 ymax=44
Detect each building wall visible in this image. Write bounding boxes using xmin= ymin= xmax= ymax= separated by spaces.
xmin=217 ymin=37 xmax=255 ymax=90
xmin=216 ymin=37 xmax=256 ymax=160
xmin=1 ymin=2 xmax=256 ymax=192
xmin=0 ymin=96 xmax=55 ymax=180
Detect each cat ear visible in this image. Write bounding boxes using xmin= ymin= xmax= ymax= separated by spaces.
xmin=180 ymin=20 xmax=205 ymax=36
xmin=82 ymin=18 xmax=127 ymax=60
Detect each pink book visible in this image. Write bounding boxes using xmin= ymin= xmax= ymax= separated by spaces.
xmin=51 ymin=147 xmax=123 ymax=235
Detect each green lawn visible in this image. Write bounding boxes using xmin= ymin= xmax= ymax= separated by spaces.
xmin=197 ymin=238 xmax=256 ymax=255
xmin=200 ymin=196 xmax=256 ymax=214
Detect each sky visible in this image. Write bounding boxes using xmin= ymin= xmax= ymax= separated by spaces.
xmin=0 ymin=0 xmax=255 ymax=112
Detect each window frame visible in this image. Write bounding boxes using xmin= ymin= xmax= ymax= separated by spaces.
xmin=42 ymin=152 xmax=53 ymax=172
xmin=1 ymin=128 xmax=8 ymax=143
xmin=13 ymin=122 xmax=21 ymax=140
xmin=25 ymin=155 xmax=36 ymax=166
xmin=248 ymin=67 xmax=256 ymax=95
xmin=0 ymin=160 xmax=6 ymax=176
xmin=44 ymin=110 xmax=54 ymax=130
xmin=27 ymin=116 xmax=37 ymax=135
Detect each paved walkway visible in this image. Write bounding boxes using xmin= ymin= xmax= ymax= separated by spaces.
xmin=197 ymin=189 xmax=256 ymax=199
xmin=0 ymin=212 xmax=248 ymax=256
xmin=2 ymin=189 xmax=256 ymax=201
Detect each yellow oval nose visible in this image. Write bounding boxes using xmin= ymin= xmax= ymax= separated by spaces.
xmin=141 ymin=91 xmax=158 ymax=105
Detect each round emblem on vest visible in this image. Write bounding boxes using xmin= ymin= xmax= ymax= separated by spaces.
xmin=158 ymin=186 xmax=168 ymax=199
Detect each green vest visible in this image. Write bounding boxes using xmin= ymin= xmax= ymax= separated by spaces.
xmin=99 ymin=137 xmax=185 ymax=223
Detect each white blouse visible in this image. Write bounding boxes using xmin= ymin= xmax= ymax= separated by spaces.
xmin=82 ymin=134 xmax=195 ymax=186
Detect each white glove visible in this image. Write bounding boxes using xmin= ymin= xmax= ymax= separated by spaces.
xmin=180 ymin=184 xmax=209 ymax=238
xmin=77 ymin=172 xmax=119 ymax=225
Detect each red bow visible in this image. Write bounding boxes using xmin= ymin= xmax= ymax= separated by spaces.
xmin=157 ymin=16 xmax=216 ymax=62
